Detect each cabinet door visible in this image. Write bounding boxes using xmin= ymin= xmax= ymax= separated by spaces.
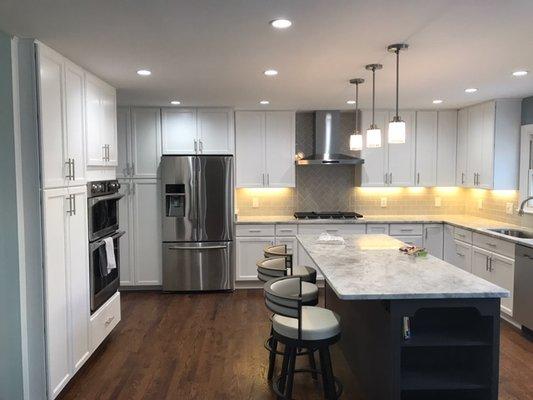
xmin=42 ymin=188 xmax=70 ymax=397
xmin=265 ymin=111 xmax=296 ymax=187
xmin=423 ymin=224 xmax=443 ymax=259
xmin=436 ymin=111 xmax=457 ymax=186
xmin=443 ymin=225 xmax=456 ymax=263
xmin=116 ymin=107 xmax=131 ymax=179
xmin=490 ymin=253 xmax=514 ymax=315
xmin=235 ymin=111 xmax=266 ymax=188
xmin=37 ymin=44 xmax=67 ymax=188
xmin=67 ymin=187 xmax=90 ymax=372
xmin=452 ymin=240 xmax=473 ymax=272
xmin=131 ymin=108 xmax=161 ymax=178
xmin=415 ymin=111 xmax=438 ymax=186
xmin=479 ymin=101 xmax=495 ymax=189
xmin=361 ymin=110 xmax=389 ymax=186
xmin=85 ymin=74 xmax=105 ymax=166
xmin=471 ymin=246 xmax=492 ymax=281
xmin=118 ymin=180 xmax=134 ymax=286
xmin=467 ymin=104 xmax=484 ymax=187
xmin=456 ymin=108 xmax=469 ymax=186
xmin=161 ymin=108 xmax=197 ymax=154
xmin=197 ymin=108 xmax=234 ymax=154
xmin=64 ymin=61 xmax=86 ymax=186
xmin=102 ymin=84 xmax=117 ymax=166
xmin=236 ymin=237 xmax=274 ymax=280
xmin=276 ymin=236 xmax=298 ymax=266
xmin=387 ymin=111 xmax=416 ymax=186
xmin=133 ymin=180 xmax=162 ymax=285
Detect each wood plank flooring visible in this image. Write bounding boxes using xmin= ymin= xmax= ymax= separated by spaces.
xmin=58 ymin=290 xmax=533 ymax=400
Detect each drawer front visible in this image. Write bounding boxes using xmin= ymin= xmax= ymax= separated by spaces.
xmin=90 ymin=292 xmax=121 ymax=352
xmin=236 ymin=224 xmax=275 ymax=237
xmin=297 ymin=224 xmax=366 ymax=235
xmin=454 ymin=240 xmax=473 ymax=273
xmin=473 ymin=233 xmax=515 ymax=259
xmin=393 ymin=235 xmax=424 ymax=247
xmin=389 ymin=224 xmax=423 ymax=236
xmin=454 ymin=227 xmax=473 ymax=243
xmin=366 ymin=224 xmax=389 ymax=235
xmin=275 ymin=224 xmax=298 ymax=236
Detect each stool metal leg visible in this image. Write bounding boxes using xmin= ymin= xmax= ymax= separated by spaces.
xmin=319 ymin=346 xmax=336 ymax=399
xmin=307 ymin=349 xmax=318 ymax=380
xmin=268 ymin=337 xmax=278 ymax=380
xmin=285 ymin=346 xmax=297 ymax=400
xmin=278 ymin=345 xmax=291 ymax=397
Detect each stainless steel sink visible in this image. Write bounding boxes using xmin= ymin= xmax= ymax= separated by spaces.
xmin=487 ymin=228 xmax=533 ymax=239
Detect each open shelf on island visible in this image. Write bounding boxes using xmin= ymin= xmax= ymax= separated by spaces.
xmin=401 ymin=389 xmax=491 ymax=400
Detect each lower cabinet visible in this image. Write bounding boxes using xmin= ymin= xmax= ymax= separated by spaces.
xmin=89 ymin=291 xmax=121 ymax=351
xmin=276 ymin=236 xmax=299 ymax=266
xmin=119 ymin=179 xmax=162 ymax=286
xmin=42 ymin=186 xmax=90 ymax=399
xmin=297 ymin=241 xmax=323 ymax=280
xmin=236 ymin=236 xmax=275 ymax=280
xmin=423 ymin=224 xmax=444 ymax=259
xmin=451 ymin=239 xmax=473 ymax=273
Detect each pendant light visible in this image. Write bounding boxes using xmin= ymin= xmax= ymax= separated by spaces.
xmin=387 ymin=43 xmax=409 ymax=144
xmin=349 ymin=78 xmax=364 ymax=151
xmin=365 ymin=64 xmax=383 ymax=148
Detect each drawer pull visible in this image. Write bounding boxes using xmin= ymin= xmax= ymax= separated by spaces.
xmin=400 ymin=229 xmax=414 ymax=232
xmin=326 ymin=229 xmax=339 ymax=232
xmin=104 ymin=316 xmax=115 ymax=327
xmin=486 ymin=242 xmax=497 ymax=247
xmin=456 ymin=233 xmax=465 ymax=237
xmin=249 ymin=229 xmax=262 ymax=233
xmin=457 ymin=252 xmax=465 ymax=257
xmin=279 ymin=229 xmax=293 ymax=232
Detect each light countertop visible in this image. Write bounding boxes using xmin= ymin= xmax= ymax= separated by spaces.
xmin=296 ymin=234 xmax=510 ymax=300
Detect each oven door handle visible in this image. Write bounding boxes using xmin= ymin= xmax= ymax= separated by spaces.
xmin=168 ymin=245 xmax=227 ymax=251
xmin=90 ymin=231 xmax=126 ymax=250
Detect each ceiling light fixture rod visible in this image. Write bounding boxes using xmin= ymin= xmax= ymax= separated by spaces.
xmin=349 ymin=78 xmax=364 ymax=132
xmin=365 ymin=64 xmax=382 ymax=127
xmin=387 ymin=43 xmax=408 ymax=119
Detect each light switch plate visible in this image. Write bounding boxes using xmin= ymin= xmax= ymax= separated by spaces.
xmin=435 ymin=197 xmax=442 ymax=207
xmin=506 ymin=202 xmax=514 ymax=215
xmin=380 ymin=197 xmax=387 ymax=208
xmin=252 ymin=198 xmax=259 ymax=208
xmin=477 ymin=199 xmax=483 ymax=209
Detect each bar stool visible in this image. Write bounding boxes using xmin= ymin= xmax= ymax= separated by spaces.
xmin=264 ymin=276 xmax=343 ymax=400
xmin=257 ymin=257 xmax=319 ymax=381
xmin=264 ymin=244 xmax=317 ymax=284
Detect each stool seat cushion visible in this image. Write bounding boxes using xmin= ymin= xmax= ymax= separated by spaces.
xmin=300 ymin=282 xmax=319 ymax=303
xmin=272 ymin=306 xmax=341 ymax=341
xmin=292 ymin=265 xmax=315 ymax=277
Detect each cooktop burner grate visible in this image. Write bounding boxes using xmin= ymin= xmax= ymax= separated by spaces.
xmin=294 ymin=211 xmax=363 ymax=220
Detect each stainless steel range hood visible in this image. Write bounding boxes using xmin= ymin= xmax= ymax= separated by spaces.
xmin=297 ymin=111 xmax=364 ymax=165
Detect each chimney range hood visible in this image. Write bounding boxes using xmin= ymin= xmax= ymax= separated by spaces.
xmin=297 ymin=111 xmax=365 ymax=165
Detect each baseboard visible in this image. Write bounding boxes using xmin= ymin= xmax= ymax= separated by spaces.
xmin=500 ymin=312 xmax=522 ymax=329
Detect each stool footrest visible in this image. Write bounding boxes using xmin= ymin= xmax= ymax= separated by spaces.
xmin=272 ymin=369 xmax=343 ymax=400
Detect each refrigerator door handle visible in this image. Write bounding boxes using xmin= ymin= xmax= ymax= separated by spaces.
xmin=168 ymin=245 xmax=228 ymax=250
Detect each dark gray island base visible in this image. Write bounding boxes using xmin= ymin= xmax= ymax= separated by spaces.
xmin=325 ymin=283 xmax=501 ymax=400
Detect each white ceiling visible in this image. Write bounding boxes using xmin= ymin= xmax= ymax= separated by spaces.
xmin=1 ymin=0 xmax=533 ymax=110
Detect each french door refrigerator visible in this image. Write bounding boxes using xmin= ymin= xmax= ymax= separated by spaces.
xmin=161 ymin=155 xmax=234 ymax=291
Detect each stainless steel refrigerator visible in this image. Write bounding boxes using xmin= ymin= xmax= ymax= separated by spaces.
xmin=161 ymin=155 xmax=234 ymax=291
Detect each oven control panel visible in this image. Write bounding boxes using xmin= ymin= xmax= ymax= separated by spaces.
xmin=87 ymin=180 xmax=121 ymax=198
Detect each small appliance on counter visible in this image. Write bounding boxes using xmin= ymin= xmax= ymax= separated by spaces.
xmin=294 ymin=211 xmax=363 ymax=220
xmin=87 ymin=179 xmax=124 ymax=313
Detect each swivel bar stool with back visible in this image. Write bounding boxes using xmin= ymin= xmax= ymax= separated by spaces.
xmin=263 ymin=244 xmax=317 ymax=284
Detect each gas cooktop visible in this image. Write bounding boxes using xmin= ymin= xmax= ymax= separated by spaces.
xmin=293 ymin=211 xmax=364 ymax=220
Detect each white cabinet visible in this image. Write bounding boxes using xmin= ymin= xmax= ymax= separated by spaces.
xmin=118 ymin=107 xmax=161 ymax=179
xmin=89 ymin=291 xmax=121 ymax=352
xmin=36 ymin=43 xmax=86 ymax=188
xmin=423 ymin=224 xmax=444 ymax=259
xmin=452 ymin=240 xmax=473 ymax=273
xmin=276 ymin=236 xmax=299 ymax=266
xmin=235 ymin=111 xmax=295 ymax=188
xmin=472 ymin=246 xmax=494 ymax=282
xmin=297 ymin=242 xmax=322 ymax=280
xmin=85 ymin=72 xmax=117 ymax=167
xmin=119 ymin=179 xmax=162 ymax=286
xmin=394 ymin=235 xmax=424 ymax=247
xmin=161 ymin=108 xmax=233 ymax=155
xmin=367 ymin=224 xmax=389 ymax=234
xmin=42 ymin=187 xmax=90 ymax=399
xmin=456 ymin=108 xmax=469 ymax=186
xmin=415 ymin=111 xmax=438 ymax=187
xmin=361 ymin=110 xmax=415 ymax=186
xmin=236 ymin=236 xmax=275 ymax=280
xmin=436 ymin=111 xmax=457 ymax=186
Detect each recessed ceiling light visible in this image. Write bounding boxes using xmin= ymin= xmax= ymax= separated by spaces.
xmin=432 ymin=99 xmax=443 ymax=104
xmin=137 ymin=69 xmax=151 ymax=76
xmin=346 ymin=100 xmax=356 ymax=105
xmin=270 ymin=19 xmax=292 ymax=29
xmin=465 ymin=88 xmax=478 ymax=93
xmin=259 ymin=100 xmax=270 ymax=105
xmin=170 ymin=100 xmax=181 ymax=105
xmin=264 ymin=69 xmax=278 ymax=76
xmin=512 ymin=70 xmax=528 ymax=77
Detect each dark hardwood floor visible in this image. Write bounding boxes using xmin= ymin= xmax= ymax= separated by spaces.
xmin=59 ymin=290 xmax=533 ymax=400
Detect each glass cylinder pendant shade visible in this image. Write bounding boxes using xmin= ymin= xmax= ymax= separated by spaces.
xmin=350 ymin=133 xmax=363 ymax=151
xmin=388 ymin=117 xmax=406 ymax=144
xmin=366 ymin=126 xmax=382 ymax=148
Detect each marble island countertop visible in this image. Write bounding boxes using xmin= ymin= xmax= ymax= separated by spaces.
xmin=297 ymin=234 xmax=510 ymax=300
xmin=236 ymin=214 xmax=533 ymax=248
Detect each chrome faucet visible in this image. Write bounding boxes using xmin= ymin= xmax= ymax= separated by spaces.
xmin=518 ymin=196 xmax=533 ymax=216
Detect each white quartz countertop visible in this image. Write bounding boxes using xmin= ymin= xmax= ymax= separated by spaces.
xmin=236 ymin=214 xmax=533 ymax=248
xmin=296 ymin=234 xmax=510 ymax=300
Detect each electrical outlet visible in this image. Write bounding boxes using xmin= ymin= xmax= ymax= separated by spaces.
xmin=380 ymin=197 xmax=387 ymax=208
xmin=252 ymin=198 xmax=259 ymax=208
xmin=477 ymin=199 xmax=483 ymax=209
xmin=506 ymin=202 xmax=514 ymax=215
xmin=435 ymin=197 xmax=442 ymax=207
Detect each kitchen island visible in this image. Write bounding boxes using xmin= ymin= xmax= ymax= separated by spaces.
xmin=297 ymin=234 xmax=509 ymax=400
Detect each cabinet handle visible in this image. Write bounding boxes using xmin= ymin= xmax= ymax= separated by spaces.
xmin=485 ymin=256 xmax=489 ymax=271
xmin=267 ymin=173 xmax=270 ymax=186
xmin=489 ymin=256 xmax=493 ymax=272
xmin=199 ymin=140 xmax=203 ymax=153
xmin=66 ymin=195 xmax=73 ymax=215
xmin=417 ymin=172 xmax=420 ymax=185
xmin=389 ymin=172 xmax=393 ymax=184
xmin=400 ymin=228 xmax=414 ymax=232
xmin=262 ymin=173 xmax=265 ymax=187
xmin=65 ymin=159 xmax=73 ymax=180
xmin=102 ymin=145 xmax=106 ymax=161
xmin=384 ymin=173 xmax=388 ymax=185
xmin=477 ymin=173 xmax=480 ymax=186
xmin=461 ymin=172 xmax=465 ymax=185
xmin=72 ymin=159 xmax=75 ymax=180
xmin=72 ymin=194 xmax=76 ymax=215
xmin=425 ymin=228 xmax=428 ymax=240
xmin=131 ymin=162 xmax=135 ymax=176
xmin=456 ymin=233 xmax=465 ymax=238
xmin=249 ymin=229 xmax=262 ymax=233
xmin=486 ymin=242 xmax=497 ymax=247
xmin=125 ymin=163 xmax=130 ymax=176
xmin=107 ymin=145 xmax=110 ymax=161
xmin=280 ymin=229 xmax=293 ymax=232
xmin=457 ymin=252 xmax=465 ymax=257
xmin=104 ymin=315 xmax=115 ymax=327
xmin=194 ymin=140 xmax=198 ymax=153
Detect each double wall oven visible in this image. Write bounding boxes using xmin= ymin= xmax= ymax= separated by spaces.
xmin=87 ymin=180 xmax=124 ymax=313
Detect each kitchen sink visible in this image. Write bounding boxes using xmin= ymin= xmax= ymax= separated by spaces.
xmin=487 ymin=228 xmax=533 ymax=239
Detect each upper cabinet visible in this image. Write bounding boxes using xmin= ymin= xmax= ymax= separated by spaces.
xmin=85 ymin=72 xmax=117 ymax=167
xmin=361 ymin=110 xmax=416 ymax=187
xmin=456 ymin=108 xmax=469 ymax=186
xmin=235 ymin=111 xmax=295 ymax=188
xmin=436 ymin=110 xmax=458 ymax=187
xmin=117 ymin=107 xmax=162 ymax=179
xmin=36 ymin=43 xmax=87 ymax=188
xmin=461 ymin=100 xmax=521 ymax=190
xmin=161 ymin=108 xmax=234 ymax=155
